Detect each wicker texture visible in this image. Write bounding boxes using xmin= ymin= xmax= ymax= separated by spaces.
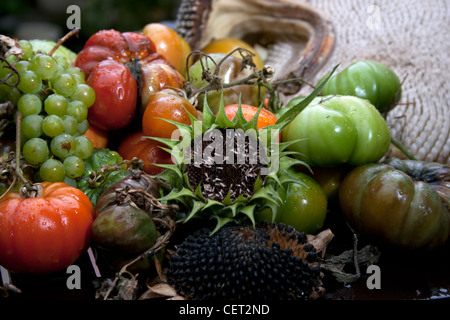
xmin=301 ymin=0 xmax=449 ymax=164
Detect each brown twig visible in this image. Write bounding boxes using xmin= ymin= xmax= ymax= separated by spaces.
xmin=48 ymin=28 xmax=79 ymax=57
xmin=101 ymin=215 xmax=176 ymax=300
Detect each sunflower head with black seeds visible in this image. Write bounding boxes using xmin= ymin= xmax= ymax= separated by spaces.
xmin=167 ymin=222 xmax=326 ymax=300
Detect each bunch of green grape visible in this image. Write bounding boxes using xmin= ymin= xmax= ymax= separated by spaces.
xmin=0 ymin=39 xmax=96 ymax=184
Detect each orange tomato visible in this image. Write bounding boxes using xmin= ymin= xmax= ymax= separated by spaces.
xmin=142 ymin=88 xmax=198 ymax=140
xmin=142 ymin=23 xmax=191 ymax=76
xmin=0 ymin=182 xmax=94 ymax=274
xmin=139 ymin=56 xmax=185 ymax=116
xmin=201 ymin=37 xmax=265 ymax=71
xmin=224 ymin=104 xmax=278 ymax=130
xmin=83 ymin=124 xmax=108 ymax=149
xmin=117 ymin=131 xmax=173 ymax=175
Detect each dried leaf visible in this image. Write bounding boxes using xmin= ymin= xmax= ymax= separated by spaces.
xmin=167 ymin=295 xmax=186 ymax=300
xmin=154 ymin=254 xmax=164 ymax=281
xmin=322 ymin=245 xmax=380 ymax=283
xmin=0 ymin=35 xmax=22 ymax=58
xmin=139 ymin=282 xmax=179 ymax=300
xmin=139 ymin=290 xmax=166 ymax=300
xmin=149 ymin=283 xmax=178 ymax=297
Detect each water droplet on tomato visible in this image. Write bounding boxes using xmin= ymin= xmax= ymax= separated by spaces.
xmin=117 ymin=86 xmax=125 ymax=99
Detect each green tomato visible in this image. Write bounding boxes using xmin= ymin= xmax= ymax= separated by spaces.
xmin=188 ymin=53 xmax=263 ymax=113
xmin=256 ymin=168 xmax=328 ymax=234
xmin=339 ymin=159 xmax=450 ymax=249
xmin=282 ymin=95 xmax=391 ymax=167
xmin=76 ymin=148 xmax=130 ymax=208
xmin=319 ymin=60 xmax=401 ymax=113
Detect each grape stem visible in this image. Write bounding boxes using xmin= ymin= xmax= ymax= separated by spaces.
xmin=14 ymin=111 xmax=38 ymax=197
xmin=48 ymin=28 xmax=80 ymax=57
xmin=14 ymin=112 xmax=26 ymax=184
xmin=0 ymin=55 xmax=20 ymax=88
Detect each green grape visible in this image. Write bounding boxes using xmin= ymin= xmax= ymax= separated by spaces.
xmin=75 ymin=119 xmax=89 ymax=136
xmin=31 ymin=53 xmax=58 ymax=80
xmin=17 ymin=94 xmax=42 ymax=116
xmin=53 ymin=55 xmax=69 ymax=69
xmin=63 ymin=155 xmax=85 ymax=178
xmin=71 ymin=73 xmax=85 ymax=85
xmin=40 ymin=158 xmax=65 ymax=182
xmin=22 ymin=137 xmax=49 ymax=165
xmin=66 ymin=100 xmax=88 ymax=123
xmin=50 ymin=133 xmax=76 ymax=159
xmin=3 ymin=55 xmax=17 ymax=71
xmin=42 ymin=114 xmax=64 ymax=137
xmin=17 ymin=70 xmax=42 ymax=94
xmin=4 ymin=71 xmax=18 ymax=86
xmin=8 ymin=87 xmax=21 ymax=105
xmin=18 ymin=40 xmax=33 ymax=60
xmin=0 ymin=61 xmax=10 ymax=80
xmin=70 ymin=84 xmax=96 ymax=108
xmin=51 ymin=73 xmax=77 ymax=97
xmin=44 ymin=93 xmax=68 ymax=116
xmin=21 ymin=114 xmax=43 ymax=139
xmin=51 ymin=64 xmax=65 ymax=80
xmin=73 ymin=136 xmax=94 ymax=159
xmin=15 ymin=60 xmax=32 ymax=74
xmin=61 ymin=115 xmax=78 ymax=135
xmin=66 ymin=67 xmax=85 ymax=81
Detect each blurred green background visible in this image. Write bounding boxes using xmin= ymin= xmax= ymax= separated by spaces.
xmin=0 ymin=0 xmax=181 ymax=52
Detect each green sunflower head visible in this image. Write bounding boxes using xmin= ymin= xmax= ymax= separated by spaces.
xmin=153 ymin=65 xmax=339 ymax=232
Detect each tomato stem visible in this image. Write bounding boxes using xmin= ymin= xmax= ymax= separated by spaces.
xmin=390 ymin=137 xmax=416 ymax=160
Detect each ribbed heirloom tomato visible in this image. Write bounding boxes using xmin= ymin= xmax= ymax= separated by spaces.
xmin=282 ymin=95 xmax=391 ymax=167
xmin=339 ymin=159 xmax=450 ymax=249
xmin=0 ymin=182 xmax=95 ymax=274
xmin=75 ymin=29 xmax=155 ymax=131
xmin=320 ymin=60 xmax=402 ymax=113
xmin=75 ymin=29 xmax=184 ymax=131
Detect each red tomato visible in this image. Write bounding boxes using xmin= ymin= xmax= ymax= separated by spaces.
xmin=86 ymin=60 xmax=138 ymax=131
xmin=0 ymin=182 xmax=94 ymax=274
xmin=142 ymin=88 xmax=198 ymax=140
xmin=75 ymin=29 xmax=156 ymax=78
xmin=224 ymin=104 xmax=278 ymax=130
xmin=75 ymin=29 xmax=157 ymax=131
xmin=118 ymin=131 xmax=173 ymax=175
